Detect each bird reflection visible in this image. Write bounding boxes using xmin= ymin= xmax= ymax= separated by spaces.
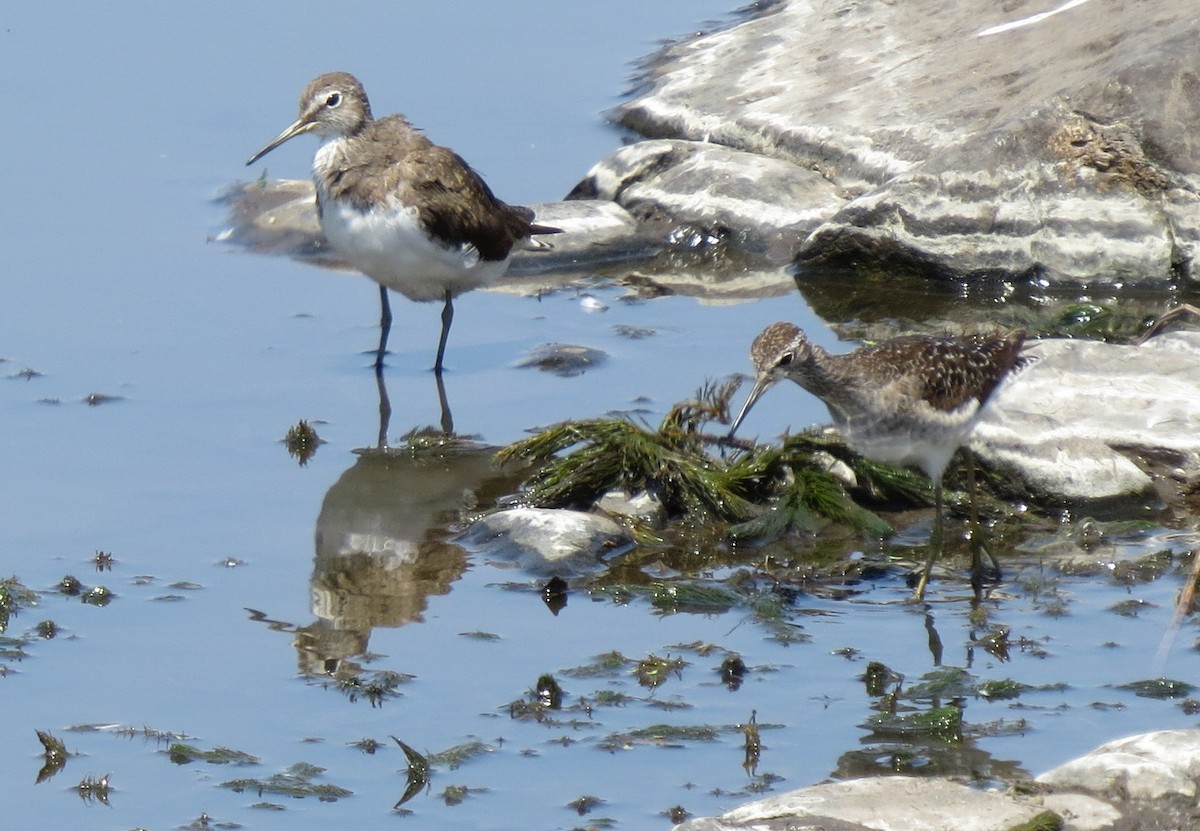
xmin=294 ymin=440 xmax=518 ymax=677
xmin=374 ymin=360 xmax=453 ymax=449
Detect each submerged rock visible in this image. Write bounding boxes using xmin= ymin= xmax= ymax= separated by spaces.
xmin=613 ymin=0 xmax=1200 ymax=285
xmin=458 ymin=508 xmax=633 ymax=577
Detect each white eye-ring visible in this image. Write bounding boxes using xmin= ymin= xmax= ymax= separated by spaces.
xmin=325 ymin=92 xmax=342 ymax=108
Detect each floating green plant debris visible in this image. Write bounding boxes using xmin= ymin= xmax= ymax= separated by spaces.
xmin=427 ymin=740 xmax=493 ymax=770
xmin=568 ymin=794 xmax=605 ymax=815
xmin=974 ymin=717 xmax=1032 ymax=738
xmin=561 ymin=650 xmax=635 ymax=679
xmin=441 ymin=784 xmax=488 ymax=805
xmin=720 ymin=654 xmax=748 ymax=690
xmin=599 ymin=723 xmax=720 ymax=750
xmin=1117 ymin=678 xmax=1196 ymax=699
xmin=76 ymin=772 xmax=112 ymax=805
xmin=535 ymin=674 xmax=564 ymax=709
xmin=167 ymin=743 xmax=260 ymax=766
xmin=645 ymin=697 xmax=693 ymax=711
xmin=634 ymin=653 xmax=688 ymax=689
xmin=590 ymin=689 xmax=637 ymax=707
xmin=322 ymin=668 xmax=412 ymax=706
xmin=864 ymin=705 xmax=964 ymax=743
xmin=905 ymin=666 xmax=976 ymax=699
xmin=458 ymin=630 xmax=501 ymax=641
xmin=862 ymin=661 xmax=903 ymax=697
xmin=648 ymin=580 xmax=743 ymax=614
xmin=65 ymin=723 xmax=188 ymax=744
xmin=666 ymin=805 xmax=690 ymax=824
xmin=0 ymin=576 xmax=38 ymax=634
xmin=0 ymin=636 xmax=27 ymax=662
xmin=1008 ymin=810 xmax=1065 ymax=831
xmin=350 ymin=737 xmax=383 ymax=754
xmin=1108 ymin=598 xmax=1158 ymax=617
xmin=81 ymin=585 xmax=113 ymax=606
xmin=978 ymin=679 xmax=1033 ymax=700
xmin=972 ymin=625 xmax=1011 ymax=661
xmin=283 ymin=419 xmax=323 ymax=466
xmin=496 ymin=383 xmax=932 ymax=549
xmin=221 ymin=762 xmax=351 ymax=802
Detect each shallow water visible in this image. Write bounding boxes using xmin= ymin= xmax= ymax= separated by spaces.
xmin=2 ymin=3 xmax=1199 ymax=830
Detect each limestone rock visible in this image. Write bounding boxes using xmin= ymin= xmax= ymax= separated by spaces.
xmin=1036 ymin=729 xmax=1200 ymax=801
xmin=672 ymin=775 xmax=1048 ymax=831
xmin=570 ymin=139 xmax=843 ymax=263
xmin=615 ymin=0 xmax=1200 ymax=284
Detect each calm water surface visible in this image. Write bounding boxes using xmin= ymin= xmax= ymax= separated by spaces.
xmin=2 ymin=3 xmax=1198 ymax=830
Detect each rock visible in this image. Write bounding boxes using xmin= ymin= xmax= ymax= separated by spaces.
xmin=596 ymin=488 xmax=668 ymax=528
xmin=516 ymin=343 xmax=607 ymax=376
xmin=677 ymin=730 xmax=1200 ymax=831
xmin=614 ymin=0 xmax=1200 ymax=284
xmin=972 ymin=331 xmax=1200 ymax=503
xmin=457 ymin=507 xmax=633 ymax=577
xmin=671 ymin=775 xmax=1049 ymax=831
xmin=570 ymin=139 xmax=843 ymax=263
xmin=1036 ymin=729 xmax=1200 ymax=801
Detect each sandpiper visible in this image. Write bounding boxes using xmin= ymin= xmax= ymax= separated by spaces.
xmin=246 ymin=71 xmax=560 ymax=373
xmin=728 ymin=322 xmax=1025 ymax=599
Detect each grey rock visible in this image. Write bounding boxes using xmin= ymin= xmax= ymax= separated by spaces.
xmin=672 ymin=775 xmax=1048 ymax=831
xmin=1036 ymin=792 xmax=1121 ymax=831
xmin=458 ymin=508 xmax=633 ymax=577
xmin=597 ymin=488 xmax=668 ymax=528
xmin=1036 ymin=729 xmax=1200 ymax=801
xmin=676 ymin=729 xmax=1200 ymax=831
xmin=615 ymin=0 xmax=1200 ymax=284
xmin=516 ymin=343 xmax=607 ymax=376
xmin=571 ymin=139 xmax=843 ymax=263
xmin=973 ymin=331 xmax=1200 ymax=503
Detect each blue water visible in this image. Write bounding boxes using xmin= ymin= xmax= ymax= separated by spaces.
xmin=1 ymin=3 xmax=1197 ymax=830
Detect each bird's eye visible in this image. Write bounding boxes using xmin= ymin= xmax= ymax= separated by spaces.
xmin=325 ymin=92 xmax=342 ymax=108
xmin=778 ymin=351 xmax=794 ymax=367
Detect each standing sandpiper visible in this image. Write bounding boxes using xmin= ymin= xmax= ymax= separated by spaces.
xmin=246 ymin=71 xmax=560 ymax=373
xmin=728 ymin=322 xmax=1025 ymax=599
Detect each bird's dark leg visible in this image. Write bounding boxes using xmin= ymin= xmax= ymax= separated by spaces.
xmin=434 ymin=289 xmax=453 ymax=375
xmin=966 ymin=449 xmax=1003 ymax=592
xmin=914 ymin=476 xmax=943 ymax=601
xmin=375 ymin=285 xmax=393 ymax=370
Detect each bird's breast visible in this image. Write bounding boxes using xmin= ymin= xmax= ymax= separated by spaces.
xmin=313 ymin=192 xmax=510 ymax=302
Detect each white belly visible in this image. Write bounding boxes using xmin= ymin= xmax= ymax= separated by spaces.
xmin=317 ymin=195 xmax=510 ymax=303
xmin=833 ymin=398 xmax=982 ymax=482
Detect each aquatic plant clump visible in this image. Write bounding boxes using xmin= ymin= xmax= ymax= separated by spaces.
xmin=496 ymin=382 xmax=934 ymax=542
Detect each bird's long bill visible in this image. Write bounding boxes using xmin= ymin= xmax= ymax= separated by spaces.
xmin=727 ymin=375 xmax=775 ymax=439
xmin=245 ymin=118 xmax=315 ymax=166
